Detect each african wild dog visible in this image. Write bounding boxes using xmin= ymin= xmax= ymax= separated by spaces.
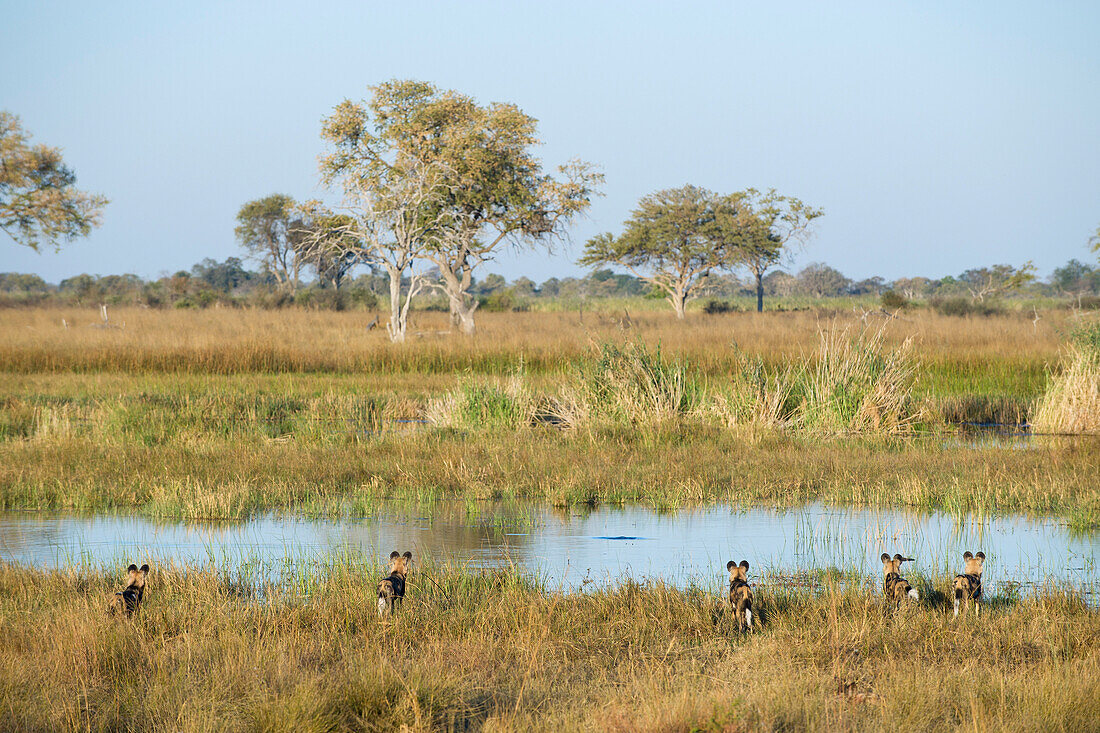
xmin=726 ymin=560 xmax=754 ymax=632
xmin=953 ymin=551 xmax=985 ymax=618
xmin=880 ymin=553 xmax=919 ymax=607
xmin=377 ymin=551 xmax=412 ymax=617
xmin=108 ymin=563 xmax=149 ymax=617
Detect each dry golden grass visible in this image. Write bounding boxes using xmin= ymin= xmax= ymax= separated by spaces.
xmin=1033 ymin=347 xmax=1100 ymax=434
xmin=0 ymin=560 xmax=1096 ymax=732
xmin=0 ymin=306 xmax=1062 ymax=379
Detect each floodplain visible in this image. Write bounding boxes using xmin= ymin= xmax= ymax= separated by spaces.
xmin=1 ymin=305 xmax=1097 ymax=731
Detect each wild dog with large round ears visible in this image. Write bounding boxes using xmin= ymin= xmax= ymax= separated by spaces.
xmin=377 ymin=551 xmax=412 ymax=617
xmin=953 ymin=551 xmax=985 ymax=618
xmin=880 ymin=553 xmax=919 ymax=607
xmin=726 ymin=560 xmax=754 ymax=632
xmin=108 ymin=563 xmax=149 ymax=617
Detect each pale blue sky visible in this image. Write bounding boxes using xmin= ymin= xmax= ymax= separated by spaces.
xmin=2 ymin=1 xmax=1098 ymax=284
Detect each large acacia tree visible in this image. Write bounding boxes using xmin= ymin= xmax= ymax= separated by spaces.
xmin=322 ymin=80 xmax=601 ymax=336
xmin=319 ymin=80 xmax=454 ymax=342
xmin=389 ymin=84 xmax=602 ymax=335
xmin=580 ymin=185 xmax=733 ymax=319
xmin=1 ymin=111 xmax=107 ymax=250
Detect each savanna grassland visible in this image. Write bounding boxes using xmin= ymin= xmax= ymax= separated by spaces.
xmin=0 ymin=306 xmax=1091 ymax=521
xmin=1 ymin=304 xmax=1099 ymax=732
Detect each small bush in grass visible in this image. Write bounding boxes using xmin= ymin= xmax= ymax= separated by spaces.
xmin=708 ymin=352 xmax=796 ymax=431
xmin=478 ymin=290 xmax=528 ymax=312
xmin=880 ymin=290 xmax=908 ymax=310
xmin=702 ymin=299 xmax=739 ymax=314
xmin=931 ymin=296 xmax=1005 ymax=317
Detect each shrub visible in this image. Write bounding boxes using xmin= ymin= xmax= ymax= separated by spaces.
xmin=880 ymin=290 xmax=908 ymax=310
xmin=708 ymin=352 xmax=796 ymax=431
xmin=1032 ymin=348 xmax=1100 ymax=434
xmin=479 ymin=290 xmax=528 ymax=312
xmin=702 ymin=299 xmax=739 ymax=315
xmin=930 ymin=296 xmax=1004 ymax=317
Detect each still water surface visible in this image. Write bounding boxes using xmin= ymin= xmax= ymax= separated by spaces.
xmin=0 ymin=502 xmax=1095 ymax=597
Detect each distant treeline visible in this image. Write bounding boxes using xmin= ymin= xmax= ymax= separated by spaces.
xmin=2 ymin=257 xmax=1100 ymax=312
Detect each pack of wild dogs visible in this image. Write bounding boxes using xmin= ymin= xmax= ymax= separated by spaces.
xmin=107 ymin=549 xmax=987 ymax=626
xmin=723 ymin=550 xmax=986 ymax=631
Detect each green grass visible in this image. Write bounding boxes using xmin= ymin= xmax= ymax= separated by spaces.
xmin=0 ymin=559 xmax=1096 ymax=731
xmin=2 ymin=428 xmax=1097 ymax=525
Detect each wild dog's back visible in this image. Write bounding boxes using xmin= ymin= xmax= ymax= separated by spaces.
xmin=953 ymin=551 xmax=985 ymax=618
xmin=880 ymin=553 xmax=919 ymax=605
xmin=108 ymin=563 xmax=149 ymax=617
xmin=726 ymin=560 xmax=754 ymax=632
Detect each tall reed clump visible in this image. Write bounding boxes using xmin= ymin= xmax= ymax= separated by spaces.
xmin=1032 ymin=321 xmax=1100 ymax=434
xmin=794 ymin=324 xmax=921 ymax=433
xmin=425 ymin=376 xmax=539 ymax=430
xmin=707 ymin=351 xmax=796 ymax=431
xmin=550 ymin=342 xmax=705 ymax=429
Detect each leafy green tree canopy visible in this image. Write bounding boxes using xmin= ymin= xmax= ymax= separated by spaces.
xmin=0 ymin=111 xmax=108 ymax=251
xmin=727 ymin=189 xmax=823 ymax=312
xmin=235 ymin=194 xmax=303 ymax=291
xmin=580 ymin=185 xmax=731 ymax=318
xmin=322 ymin=79 xmax=602 ymax=335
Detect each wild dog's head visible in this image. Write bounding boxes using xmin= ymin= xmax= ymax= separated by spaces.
xmin=961 ymin=551 xmax=985 ymax=575
xmin=387 ymin=551 xmax=413 ymax=578
xmin=109 ymin=563 xmax=149 ymax=617
xmin=124 ymin=564 xmax=149 ymax=590
xmin=726 ymin=560 xmax=750 ymax=584
xmin=880 ymin=553 xmax=914 ymax=577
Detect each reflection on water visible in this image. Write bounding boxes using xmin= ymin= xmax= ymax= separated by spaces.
xmin=0 ymin=502 xmax=1095 ymax=597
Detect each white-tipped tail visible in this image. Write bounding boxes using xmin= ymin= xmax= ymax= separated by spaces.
xmin=908 ymin=588 xmax=919 ymax=600
xmin=953 ymin=599 xmax=959 ymax=618
xmin=745 ymin=609 xmax=753 ymax=630
xmin=377 ymin=597 xmax=388 ymax=616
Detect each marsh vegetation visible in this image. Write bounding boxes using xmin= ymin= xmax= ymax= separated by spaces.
xmin=0 ymin=560 xmax=1096 ymax=731
xmin=1 ymin=305 xmax=1098 ymax=731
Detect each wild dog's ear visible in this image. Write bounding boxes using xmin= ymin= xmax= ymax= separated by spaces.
xmin=127 ymin=564 xmax=138 ymax=572
xmin=139 ymin=564 xmax=149 ymax=574
xmin=739 ymin=560 xmax=749 ymax=571
xmin=402 ymin=551 xmax=412 ymax=561
xmin=389 ymin=551 xmax=400 ymax=560
xmin=962 ymin=551 xmax=973 ymax=560
xmin=975 ymin=552 xmax=985 ymax=560
xmin=726 ymin=560 xmax=736 ymax=571
xmin=880 ymin=553 xmax=890 ymax=564
xmin=893 ymin=553 xmax=904 ymax=561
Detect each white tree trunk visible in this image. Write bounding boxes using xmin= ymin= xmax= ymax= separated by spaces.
xmin=672 ymin=296 xmax=686 ymax=319
xmin=449 ymin=292 xmax=478 ymax=335
xmin=384 ymin=264 xmax=409 ymax=343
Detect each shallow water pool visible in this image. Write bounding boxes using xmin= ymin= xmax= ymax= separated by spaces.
xmin=1 ymin=502 xmax=1095 ymax=598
